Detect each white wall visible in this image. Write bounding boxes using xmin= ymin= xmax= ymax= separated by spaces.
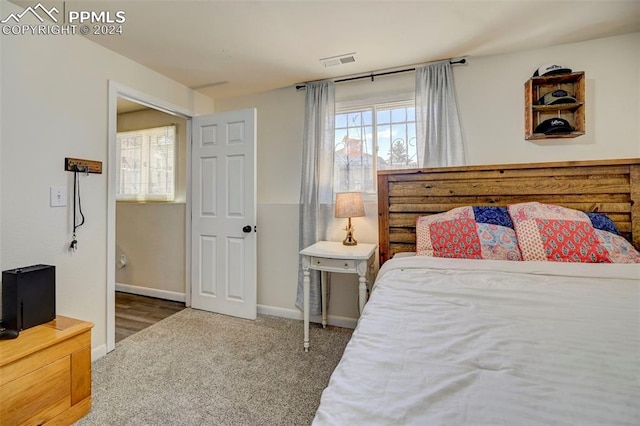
xmin=0 ymin=0 xmax=214 ymax=357
xmin=216 ymin=32 xmax=640 ymax=324
xmin=455 ymin=33 xmax=640 ymax=164
xmin=116 ymin=203 xmax=186 ymax=298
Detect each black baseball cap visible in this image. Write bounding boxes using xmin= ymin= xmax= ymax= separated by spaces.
xmin=534 ymin=118 xmax=574 ymax=135
xmin=537 ymin=89 xmax=577 ymax=105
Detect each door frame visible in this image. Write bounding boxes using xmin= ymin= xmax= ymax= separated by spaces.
xmin=107 ymin=81 xmax=194 ymax=353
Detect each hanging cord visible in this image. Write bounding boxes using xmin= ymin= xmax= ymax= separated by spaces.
xmin=69 ymin=166 xmax=86 ymax=250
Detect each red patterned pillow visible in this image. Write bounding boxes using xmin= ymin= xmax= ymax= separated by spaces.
xmin=537 ymin=219 xmax=610 ymax=262
xmin=508 ymin=202 xmax=611 ymax=263
xmin=416 ymin=207 xmax=482 ymax=259
xmin=431 ymin=217 xmax=482 ymax=259
xmin=417 ymin=206 xmax=523 ymax=260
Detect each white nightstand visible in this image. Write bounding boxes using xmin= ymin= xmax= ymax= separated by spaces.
xmin=300 ymin=241 xmax=377 ymax=351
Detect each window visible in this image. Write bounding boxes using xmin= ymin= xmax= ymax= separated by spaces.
xmin=116 ymin=125 xmax=175 ymax=201
xmin=334 ymin=99 xmax=416 ymax=194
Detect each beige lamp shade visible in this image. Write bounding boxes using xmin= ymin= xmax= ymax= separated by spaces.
xmin=335 ymin=192 xmax=365 ymax=218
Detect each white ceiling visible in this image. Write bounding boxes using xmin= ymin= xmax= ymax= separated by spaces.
xmin=12 ymin=1 xmax=640 ymax=100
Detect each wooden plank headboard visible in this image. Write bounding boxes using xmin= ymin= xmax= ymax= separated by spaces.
xmin=377 ymin=158 xmax=640 ymax=265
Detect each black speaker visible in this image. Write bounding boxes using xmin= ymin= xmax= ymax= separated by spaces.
xmin=2 ymin=264 xmax=56 ymax=332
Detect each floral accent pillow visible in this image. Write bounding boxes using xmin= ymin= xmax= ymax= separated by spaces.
xmin=476 ymin=223 xmax=522 ymax=261
xmin=508 ymin=202 xmax=611 ymax=263
xmin=594 ymin=229 xmax=640 ymax=263
xmin=416 ymin=206 xmax=521 ymax=260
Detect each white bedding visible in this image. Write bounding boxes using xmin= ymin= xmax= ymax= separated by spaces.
xmin=313 ymin=256 xmax=640 ymax=425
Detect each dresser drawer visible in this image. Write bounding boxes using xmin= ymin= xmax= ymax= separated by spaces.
xmin=0 ymin=331 xmax=90 ymax=386
xmin=310 ymin=257 xmax=356 ymax=271
xmin=0 ymin=356 xmax=71 ymax=425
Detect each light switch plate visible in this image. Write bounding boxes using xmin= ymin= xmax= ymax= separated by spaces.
xmin=50 ymin=186 xmax=67 ymax=207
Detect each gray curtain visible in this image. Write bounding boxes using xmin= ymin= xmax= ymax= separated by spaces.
xmin=415 ymin=61 xmax=466 ymax=167
xmin=296 ymin=81 xmax=335 ymax=314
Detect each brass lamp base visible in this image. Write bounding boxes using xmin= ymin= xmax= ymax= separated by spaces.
xmin=343 ymin=235 xmax=358 ymax=246
xmin=342 ymin=217 xmax=358 ymax=246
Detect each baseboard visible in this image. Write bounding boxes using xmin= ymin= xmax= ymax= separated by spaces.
xmin=116 ymin=283 xmax=186 ymax=303
xmin=92 ymin=344 xmax=107 ymax=361
xmin=257 ymin=304 xmax=357 ymax=329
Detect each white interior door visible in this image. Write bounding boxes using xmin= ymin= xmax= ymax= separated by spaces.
xmin=191 ymin=108 xmax=257 ymax=320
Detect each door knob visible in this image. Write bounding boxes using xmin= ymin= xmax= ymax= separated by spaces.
xmin=242 ymin=225 xmax=252 ymax=233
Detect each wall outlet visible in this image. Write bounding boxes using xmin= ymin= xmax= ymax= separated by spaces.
xmin=50 ymin=187 xmax=67 ymax=207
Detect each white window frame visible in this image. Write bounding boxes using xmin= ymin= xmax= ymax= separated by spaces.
xmin=116 ymin=125 xmax=176 ymax=202
xmin=334 ymin=94 xmax=416 ymax=197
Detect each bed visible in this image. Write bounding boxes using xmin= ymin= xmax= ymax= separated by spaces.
xmin=313 ymin=159 xmax=640 ymax=425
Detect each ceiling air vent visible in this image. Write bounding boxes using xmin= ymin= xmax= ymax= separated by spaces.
xmin=321 ymin=53 xmax=357 ymax=68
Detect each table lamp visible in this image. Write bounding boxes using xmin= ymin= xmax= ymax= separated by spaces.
xmin=335 ymin=192 xmax=365 ymax=246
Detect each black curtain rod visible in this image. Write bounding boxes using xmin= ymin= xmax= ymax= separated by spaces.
xmin=295 ymin=58 xmax=466 ymax=90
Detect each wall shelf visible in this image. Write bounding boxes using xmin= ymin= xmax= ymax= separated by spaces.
xmin=531 ymin=102 xmax=584 ymax=113
xmin=525 ymin=71 xmax=585 ymax=140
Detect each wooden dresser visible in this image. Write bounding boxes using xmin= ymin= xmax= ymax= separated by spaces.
xmin=0 ymin=316 xmax=93 ymax=425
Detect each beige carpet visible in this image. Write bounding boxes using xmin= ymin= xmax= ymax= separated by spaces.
xmin=76 ymin=308 xmax=353 ymax=426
